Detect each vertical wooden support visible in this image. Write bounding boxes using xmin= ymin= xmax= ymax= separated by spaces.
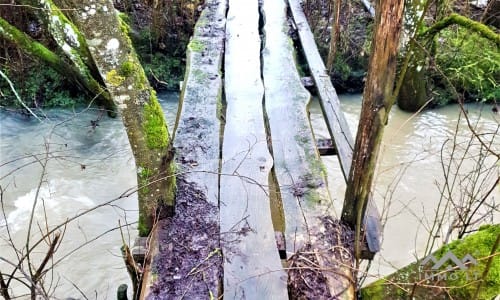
xmin=341 ymin=0 xmax=404 ymax=259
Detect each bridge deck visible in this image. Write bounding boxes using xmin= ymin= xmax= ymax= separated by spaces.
xmin=140 ymin=0 xmax=378 ymax=298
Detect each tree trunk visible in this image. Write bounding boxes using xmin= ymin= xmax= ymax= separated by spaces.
xmin=341 ymin=0 xmax=404 ymax=259
xmin=326 ymin=0 xmax=341 ymax=72
xmin=0 ymin=16 xmax=112 ymax=109
xmin=66 ymin=0 xmax=176 ymax=236
xmin=397 ymin=45 xmax=428 ymax=112
xmin=21 ymin=0 xmax=114 ymax=110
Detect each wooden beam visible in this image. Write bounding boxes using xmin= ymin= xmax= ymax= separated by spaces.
xmin=140 ymin=0 xmax=226 ymax=298
xmin=220 ymin=0 xmax=287 ymax=298
xmin=360 ymin=0 xmax=376 ymax=17
xmin=288 ymin=0 xmax=354 ymax=181
xmin=288 ymin=0 xmax=381 ymax=258
xmin=262 ymin=0 xmax=354 ymax=298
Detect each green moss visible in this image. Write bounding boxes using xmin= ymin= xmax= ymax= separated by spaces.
xmin=360 ymin=279 xmax=387 ymax=300
xmin=138 ymin=213 xmax=149 ymax=237
xmin=120 ymin=60 xmax=134 ymax=77
xmin=360 ymin=225 xmax=500 ymax=299
xmin=118 ymin=13 xmax=131 ymax=34
xmin=106 ymin=69 xmax=125 ymax=86
xmin=143 ymin=91 xmax=169 ymax=149
xmin=138 ymin=167 xmax=153 ymax=197
xmin=437 ymin=224 xmax=500 ymax=299
xmin=188 ymin=38 xmax=205 ymax=52
xmin=422 ymin=13 xmax=500 ymax=46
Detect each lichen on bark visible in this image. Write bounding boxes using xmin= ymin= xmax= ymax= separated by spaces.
xmin=66 ymin=0 xmax=176 ymax=236
xmin=0 ymin=15 xmax=113 ymax=110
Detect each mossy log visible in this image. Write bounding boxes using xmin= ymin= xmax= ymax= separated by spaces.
xmin=0 ymin=16 xmax=112 ymax=109
xmin=361 ymin=225 xmax=500 ymax=300
xmin=421 ymin=13 xmax=500 ymax=47
xmin=23 ymin=0 xmax=98 ymax=72
xmin=66 ymin=0 xmax=176 ymax=236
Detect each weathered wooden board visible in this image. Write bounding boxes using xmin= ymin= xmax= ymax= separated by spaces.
xmin=288 ymin=0 xmax=381 ymax=257
xmin=220 ymin=0 xmax=287 ymax=298
xmin=262 ymin=0 xmax=354 ymax=298
xmin=288 ymin=0 xmax=355 ymax=181
xmin=173 ymin=0 xmax=227 ymax=205
xmin=140 ymin=1 xmax=226 ymax=299
xmin=262 ymin=0 xmax=333 ymax=258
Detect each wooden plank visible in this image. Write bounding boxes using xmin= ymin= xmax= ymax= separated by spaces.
xmin=288 ymin=0 xmax=381 ymax=257
xmin=288 ymin=0 xmax=355 ymax=181
xmin=263 ymin=0 xmax=333 ymax=256
xmin=262 ymin=0 xmax=354 ymax=298
xmin=173 ymin=0 xmax=227 ymax=205
xmin=220 ymin=0 xmax=287 ymax=298
xmin=140 ymin=1 xmax=226 ymax=299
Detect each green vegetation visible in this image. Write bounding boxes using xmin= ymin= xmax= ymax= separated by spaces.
xmin=0 ymin=67 xmax=83 ymax=108
xmin=434 ymin=27 xmax=500 ymax=103
xmin=138 ymin=214 xmax=149 ymax=237
xmin=138 ymin=166 xmax=153 ymax=196
xmin=132 ymin=29 xmax=185 ymax=90
xmin=120 ymin=59 xmax=135 ymax=77
xmin=361 ymin=224 xmax=500 ymax=299
xmin=436 ymin=224 xmax=500 ymax=299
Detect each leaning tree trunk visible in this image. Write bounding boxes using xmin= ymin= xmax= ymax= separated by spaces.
xmin=341 ymin=0 xmax=405 ymax=259
xmin=21 ymin=0 xmax=114 ymax=110
xmin=0 ymin=16 xmax=113 ymax=110
xmin=65 ymin=0 xmax=176 ymax=236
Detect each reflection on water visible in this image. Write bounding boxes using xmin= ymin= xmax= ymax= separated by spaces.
xmin=0 ymin=92 xmax=498 ymax=296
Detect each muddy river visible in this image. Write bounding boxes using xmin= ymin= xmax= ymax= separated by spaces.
xmin=1 ymin=93 xmax=498 ymax=297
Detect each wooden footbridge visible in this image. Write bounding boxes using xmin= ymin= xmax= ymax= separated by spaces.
xmin=135 ymin=0 xmax=380 ymax=298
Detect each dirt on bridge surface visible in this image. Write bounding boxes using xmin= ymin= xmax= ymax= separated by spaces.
xmin=288 ymin=217 xmax=355 ymax=300
xmin=146 ymin=179 xmax=356 ymax=299
xmin=147 ymin=177 xmax=222 ymax=299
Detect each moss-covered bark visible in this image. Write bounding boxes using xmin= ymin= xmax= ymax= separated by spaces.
xmin=22 ymin=0 xmax=98 ymax=74
xmin=65 ymin=0 xmax=176 ymax=236
xmin=361 ymin=224 xmax=500 ymax=299
xmin=421 ymin=13 xmax=500 ymax=46
xmin=0 ymin=16 xmax=112 ymax=108
xmin=397 ymin=45 xmax=429 ymax=111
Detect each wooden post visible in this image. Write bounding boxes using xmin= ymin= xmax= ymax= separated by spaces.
xmin=341 ymin=0 xmax=404 ymax=257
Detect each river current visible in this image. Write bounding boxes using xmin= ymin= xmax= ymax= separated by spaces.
xmin=0 ymin=93 xmax=498 ymax=298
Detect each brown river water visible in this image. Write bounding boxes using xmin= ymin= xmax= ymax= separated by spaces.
xmin=0 ymin=93 xmax=498 ymax=298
